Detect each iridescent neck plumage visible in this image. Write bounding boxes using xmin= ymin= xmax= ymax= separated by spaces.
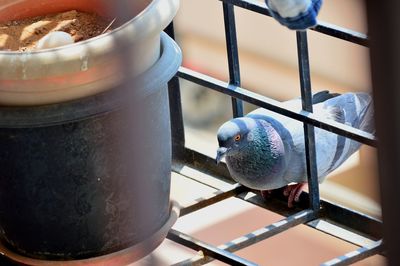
xmin=228 ymin=120 xmax=286 ymax=177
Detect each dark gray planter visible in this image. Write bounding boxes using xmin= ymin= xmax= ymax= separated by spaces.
xmin=0 ymin=33 xmax=181 ymax=260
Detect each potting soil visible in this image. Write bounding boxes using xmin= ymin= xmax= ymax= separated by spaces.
xmin=0 ymin=10 xmax=113 ymax=52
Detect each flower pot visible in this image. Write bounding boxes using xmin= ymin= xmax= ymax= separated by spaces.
xmin=0 ymin=0 xmax=179 ymax=106
xmin=0 ymin=0 xmax=181 ymax=262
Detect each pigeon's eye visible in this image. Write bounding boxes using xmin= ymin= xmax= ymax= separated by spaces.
xmin=234 ymin=135 xmax=241 ymax=141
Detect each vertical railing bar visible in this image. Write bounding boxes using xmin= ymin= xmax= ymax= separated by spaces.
xmin=165 ymin=21 xmax=176 ymax=39
xmin=165 ymin=22 xmax=186 ymax=160
xmin=222 ymin=2 xmax=244 ymax=118
xmin=296 ymin=31 xmax=320 ymax=211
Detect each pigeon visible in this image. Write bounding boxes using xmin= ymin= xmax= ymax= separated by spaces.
xmin=216 ymin=91 xmax=374 ymax=207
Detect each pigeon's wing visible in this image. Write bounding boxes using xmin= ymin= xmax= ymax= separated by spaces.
xmin=248 ymin=90 xmax=340 ymax=124
xmin=246 ymin=90 xmax=341 ymax=151
xmin=313 ymin=92 xmax=374 ymax=179
xmin=320 ymin=92 xmax=374 ymax=133
xmin=281 ymin=93 xmax=364 ymax=183
xmin=283 ymin=90 xmax=340 ymax=109
xmin=248 ymin=92 xmax=374 ymax=183
xmin=311 ymin=90 xmax=341 ymax=104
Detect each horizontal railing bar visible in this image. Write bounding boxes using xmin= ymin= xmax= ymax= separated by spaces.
xmin=174 ymin=168 xmax=375 ymax=246
xmin=219 ymin=209 xmax=317 ymax=252
xmin=314 ymin=21 xmax=369 ymax=47
xmin=176 ymin=209 xmax=317 ymax=265
xmin=321 ymin=240 xmax=384 ymax=266
xmin=177 ymin=67 xmax=377 ymax=147
xmin=241 ymin=192 xmax=381 ymax=247
xmin=219 ymin=0 xmax=368 ymax=47
xmin=306 ymin=219 xmax=379 ymax=248
xmin=174 ymin=148 xmax=383 ymax=241
xmin=173 ymin=167 xmax=377 ymax=249
xmin=167 ymin=229 xmax=258 ymax=266
xmin=321 ymin=200 xmax=382 ymax=242
xmin=179 ymin=184 xmax=248 ymax=216
xmin=172 ymin=160 xmax=235 ymax=188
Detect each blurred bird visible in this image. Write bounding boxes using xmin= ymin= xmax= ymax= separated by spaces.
xmin=265 ymin=0 xmax=323 ymax=30
xmin=216 ymin=91 xmax=374 ymax=207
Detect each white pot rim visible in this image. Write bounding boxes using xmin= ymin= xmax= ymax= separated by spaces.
xmin=0 ymin=0 xmax=179 ymax=55
xmin=0 ymin=0 xmax=179 ymax=78
xmin=0 ymin=0 xmax=180 ymax=105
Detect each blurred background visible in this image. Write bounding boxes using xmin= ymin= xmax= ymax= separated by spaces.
xmin=136 ymin=0 xmax=384 ymax=265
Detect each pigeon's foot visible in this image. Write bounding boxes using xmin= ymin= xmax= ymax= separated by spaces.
xmin=283 ymin=183 xmax=306 ymax=208
xmin=260 ymin=190 xmax=273 ymax=200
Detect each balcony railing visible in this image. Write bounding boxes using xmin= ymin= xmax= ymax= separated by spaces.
xmin=165 ymin=0 xmax=387 ymax=265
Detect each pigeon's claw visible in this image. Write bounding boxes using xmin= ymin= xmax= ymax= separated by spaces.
xmin=260 ymin=190 xmax=273 ymax=200
xmin=284 ymin=183 xmax=306 ymax=208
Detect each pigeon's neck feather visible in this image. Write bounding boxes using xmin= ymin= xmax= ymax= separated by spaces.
xmin=228 ymin=121 xmax=286 ymax=178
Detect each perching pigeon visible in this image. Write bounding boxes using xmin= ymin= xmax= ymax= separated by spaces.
xmin=216 ymin=91 xmax=374 ymax=207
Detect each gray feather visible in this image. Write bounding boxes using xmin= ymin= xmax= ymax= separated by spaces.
xmin=311 ymin=90 xmax=340 ymax=104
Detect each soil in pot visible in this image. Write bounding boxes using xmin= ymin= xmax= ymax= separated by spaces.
xmin=0 ymin=10 xmax=116 ymax=51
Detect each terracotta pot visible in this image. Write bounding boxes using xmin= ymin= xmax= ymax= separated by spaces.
xmin=0 ymin=0 xmax=179 ymax=106
xmin=0 ymin=0 xmax=181 ymax=263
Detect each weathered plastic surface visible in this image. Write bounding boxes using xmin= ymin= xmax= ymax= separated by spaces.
xmin=0 ymin=0 xmax=180 ymax=106
xmin=0 ymin=33 xmax=182 ymax=259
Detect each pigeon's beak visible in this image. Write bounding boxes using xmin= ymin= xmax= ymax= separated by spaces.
xmin=216 ymin=147 xmax=228 ymax=165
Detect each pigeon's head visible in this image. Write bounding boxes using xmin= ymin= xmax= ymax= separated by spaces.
xmin=216 ymin=117 xmax=258 ymax=164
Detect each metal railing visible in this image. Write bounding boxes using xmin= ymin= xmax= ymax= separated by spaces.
xmin=166 ymin=0 xmax=384 ymax=265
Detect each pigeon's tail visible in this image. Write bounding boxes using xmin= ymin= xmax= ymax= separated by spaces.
xmin=312 ymin=90 xmax=340 ymax=104
xmin=321 ymin=92 xmax=374 ymax=134
xmin=355 ymin=93 xmax=375 ymax=134
xmin=317 ymin=92 xmax=374 ymax=178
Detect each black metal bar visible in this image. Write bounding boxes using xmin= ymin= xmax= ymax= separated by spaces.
xmin=174 ymin=157 xmax=382 ymax=247
xmin=296 ymin=31 xmax=320 ymax=211
xmin=178 ymin=209 xmax=317 ymax=265
xmin=219 ymin=0 xmax=368 ymax=47
xmin=179 ymin=184 xmax=248 ymax=216
xmin=297 ymin=31 xmax=313 ymax=113
xmin=173 ymin=147 xmax=383 ymax=241
xmin=222 ymin=2 xmax=244 ymax=117
xmin=177 ymin=67 xmax=376 ymax=146
xmin=165 ymin=22 xmax=186 ymax=160
xmin=321 ymin=201 xmax=382 ymax=242
xmin=173 ymin=147 xmax=235 ymax=184
xmin=321 ymin=240 xmax=384 ymax=266
xmin=239 ymin=190 xmax=383 ymax=243
xmin=366 ymin=1 xmax=400 ymax=265
xmin=165 ymin=21 xmax=176 ymax=40
xmin=168 ymin=76 xmax=186 ymax=159
xmin=220 ymin=209 xmax=317 ymax=251
xmin=314 ymin=21 xmax=369 ymax=47
xmin=167 ymin=229 xmax=258 ymax=266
